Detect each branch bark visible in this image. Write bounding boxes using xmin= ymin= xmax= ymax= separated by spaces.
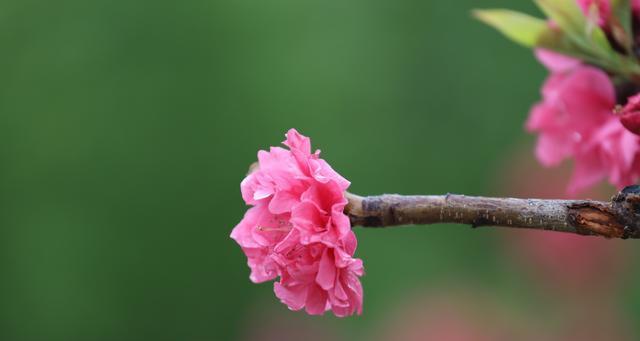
xmin=345 ymin=186 xmax=640 ymax=239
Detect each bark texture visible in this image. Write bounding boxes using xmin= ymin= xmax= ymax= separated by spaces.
xmin=346 ymin=185 xmax=640 ymax=239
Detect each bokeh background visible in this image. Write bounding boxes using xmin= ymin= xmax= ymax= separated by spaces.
xmin=3 ymin=0 xmax=640 ymax=340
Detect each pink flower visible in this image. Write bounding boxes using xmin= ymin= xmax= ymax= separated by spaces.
xmin=572 ymin=118 xmax=640 ymax=191
xmin=527 ymin=50 xmax=640 ymax=193
xmin=527 ymin=50 xmax=613 ymax=167
xmin=231 ymin=129 xmax=364 ymax=316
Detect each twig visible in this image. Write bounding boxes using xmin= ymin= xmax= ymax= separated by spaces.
xmin=246 ymin=162 xmax=640 ymax=239
xmin=345 ymin=186 xmax=640 ymax=239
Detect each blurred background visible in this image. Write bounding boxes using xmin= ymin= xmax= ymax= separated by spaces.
xmin=2 ymin=0 xmax=639 ymax=340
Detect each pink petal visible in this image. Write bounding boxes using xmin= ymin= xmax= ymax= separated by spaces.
xmin=535 ymin=133 xmax=573 ymax=166
xmin=316 ymin=248 xmax=337 ymax=290
xmin=283 ymin=128 xmax=312 ymax=155
xmin=268 ymin=190 xmax=299 ymax=214
xmin=274 ymin=282 xmax=308 ymax=311
xmin=559 ymin=67 xmax=615 ymax=127
xmin=567 ymin=151 xmax=607 ymax=194
xmin=534 ymin=49 xmax=580 ymax=73
xmin=331 ymin=203 xmax=352 ymax=238
xmin=304 ymin=284 xmax=328 ymax=315
xmin=230 ymin=205 xmax=266 ymax=248
xmin=243 ymin=247 xmax=278 ymax=283
xmin=333 ymin=275 xmax=348 ymax=301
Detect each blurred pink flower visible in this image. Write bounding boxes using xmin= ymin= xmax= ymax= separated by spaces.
xmin=574 ymin=118 xmax=640 ymax=191
xmin=527 ymin=49 xmax=640 ymax=193
xmin=378 ymin=289 xmax=524 ymax=341
xmin=513 ymin=230 xmax=623 ymax=293
xmin=527 ymin=50 xmax=613 ymax=168
xmin=577 ymin=0 xmax=640 ymax=25
xmin=497 ymin=150 xmax=627 ymax=295
xmin=231 ymin=128 xmax=364 ymax=316
xmin=496 ymin=151 xmax=635 ymax=341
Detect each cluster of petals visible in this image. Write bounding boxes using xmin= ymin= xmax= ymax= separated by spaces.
xmin=231 ymin=129 xmax=363 ymax=317
xmin=526 ymin=49 xmax=640 ymax=193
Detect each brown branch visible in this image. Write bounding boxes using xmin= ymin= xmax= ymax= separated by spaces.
xmin=246 ymin=162 xmax=640 ymax=239
xmin=345 ymin=186 xmax=640 ymax=239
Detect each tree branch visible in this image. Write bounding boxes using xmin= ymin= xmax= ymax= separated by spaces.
xmin=345 ymin=186 xmax=640 ymax=239
xmin=246 ymin=162 xmax=640 ymax=239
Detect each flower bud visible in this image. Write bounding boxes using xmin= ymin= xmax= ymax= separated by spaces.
xmin=619 ymin=94 xmax=640 ymax=136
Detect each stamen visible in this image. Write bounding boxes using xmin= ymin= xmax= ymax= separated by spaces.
xmin=256 ymin=225 xmax=291 ymax=232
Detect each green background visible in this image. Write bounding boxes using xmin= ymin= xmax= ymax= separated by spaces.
xmin=2 ymin=0 xmax=637 ymax=340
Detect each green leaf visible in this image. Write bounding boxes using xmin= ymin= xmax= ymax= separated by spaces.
xmin=536 ymin=27 xmax=599 ymax=62
xmin=534 ymin=0 xmax=612 ymax=55
xmin=473 ymin=9 xmax=547 ymax=47
xmin=536 ymin=25 xmax=640 ymax=78
xmin=535 ymin=0 xmax=584 ymax=33
xmin=611 ymin=0 xmax=633 ymax=52
xmin=475 ymin=3 xmax=640 ymax=79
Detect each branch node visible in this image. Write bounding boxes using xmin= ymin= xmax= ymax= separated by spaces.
xmin=567 ymin=203 xmax=622 ymax=238
xmin=612 ymin=185 xmax=640 ymax=238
